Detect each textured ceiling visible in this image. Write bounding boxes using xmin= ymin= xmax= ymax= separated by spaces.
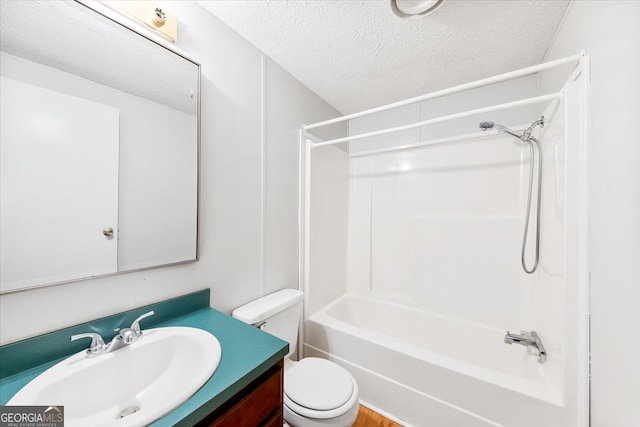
xmin=1 ymin=1 xmax=198 ymax=114
xmin=199 ymin=0 xmax=570 ymax=114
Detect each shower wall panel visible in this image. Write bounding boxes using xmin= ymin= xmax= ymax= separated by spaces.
xmin=348 ymin=136 xmax=535 ymax=329
xmin=347 ymin=78 xmax=567 ymax=335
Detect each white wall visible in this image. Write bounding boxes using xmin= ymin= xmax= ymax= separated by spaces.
xmin=540 ymin=2 xmax=640 ymax=426
xmin=263 ymin=61 xmax=346 ymax=297
xmin=0 ymin=1 xmax=341 ymax=344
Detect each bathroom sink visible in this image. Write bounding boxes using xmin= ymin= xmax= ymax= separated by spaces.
xmin=8 ymin=326 xmax=221 ymax=427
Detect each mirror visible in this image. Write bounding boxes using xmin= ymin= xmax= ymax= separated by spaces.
xmin=0 ymin=1 xmax=200 ymax=293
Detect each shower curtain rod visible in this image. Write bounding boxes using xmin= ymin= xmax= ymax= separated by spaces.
xmin=308 ymin=92 xmax=562 ymax=148
xmin=304 ymin=51 xmax=584 ymax=132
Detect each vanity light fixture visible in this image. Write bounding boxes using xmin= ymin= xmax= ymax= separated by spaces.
xmin=149 ymin=7 xmax=168 ymax=28
xmin=390 ymin=0 xmax=445 ymax=19
xmin=100 ymin=1 xmax=178 ymax=42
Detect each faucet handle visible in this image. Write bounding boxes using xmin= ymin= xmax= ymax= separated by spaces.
xmin=130 ymin=310 xmax=154 ymax=334
xmin=70 ymin=332 xmax=106 ymax=355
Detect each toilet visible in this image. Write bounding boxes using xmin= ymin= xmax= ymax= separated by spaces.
xmin=232 ymin=289 xmax=359 ymax=427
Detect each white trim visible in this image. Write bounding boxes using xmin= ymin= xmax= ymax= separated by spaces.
xmin=297 ymin=129 xmax=305 ymax=360
xmin=578 ymin=52 xmax=592 ymax=427
xmin=297 ymin=129 xmax=304 ymax=293
xmin=259 ymin=56 xmax=266 ymax=297
xmin=299 ymin=139 xmax=312 ymax=358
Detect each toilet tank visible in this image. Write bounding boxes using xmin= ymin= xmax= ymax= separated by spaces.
xmin=232 ymin=289 xmax=304 ymax=359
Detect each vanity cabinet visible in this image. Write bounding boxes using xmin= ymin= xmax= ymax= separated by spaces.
xmin=197 ymin=360 xmax=284 ymax=427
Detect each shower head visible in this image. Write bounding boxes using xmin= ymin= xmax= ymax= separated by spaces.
xmin=479 ymin=121 xmax=495 ymax=131
xmin=479 ymin=116 xmax=545 ymax=141
xmin=478 ymin=121 xmax=522 ymax=139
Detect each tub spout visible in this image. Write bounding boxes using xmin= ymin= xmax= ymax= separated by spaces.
xmin=504 ymin=330 xmax=547 ymax=363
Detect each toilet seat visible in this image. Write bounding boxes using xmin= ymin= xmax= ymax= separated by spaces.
xmin=284 ymin=358 xmax=359 ymax=419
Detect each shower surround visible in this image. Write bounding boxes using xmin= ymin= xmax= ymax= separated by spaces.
xmin=301 ymin=55 xmax=589 ymax=426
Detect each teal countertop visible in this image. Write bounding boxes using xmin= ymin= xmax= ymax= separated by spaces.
xmin=0 ymin=290 xmax=288 ymax=426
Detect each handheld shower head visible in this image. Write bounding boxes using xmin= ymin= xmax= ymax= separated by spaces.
xmin=479 ymin=121 xmax=522 ymax=139
xmin=477 ymin=116 xmax=545 ymax=274
xmin=479 ymin=121 xmax=495 ymax=131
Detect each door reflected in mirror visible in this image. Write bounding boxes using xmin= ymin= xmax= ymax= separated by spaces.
xmin=0 ymin=1 xmax=200 ymax=293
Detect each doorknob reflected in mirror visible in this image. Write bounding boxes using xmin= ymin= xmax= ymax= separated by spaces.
xmin=103 ymin=228 xmax=114 ymax=238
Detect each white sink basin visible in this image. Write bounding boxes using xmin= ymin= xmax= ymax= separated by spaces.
xmin=8 ymin=326 xmax=221 ymax=427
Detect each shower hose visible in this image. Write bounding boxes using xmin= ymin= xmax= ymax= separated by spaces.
xmin=521 ymin=136 xmax=542 ymax=274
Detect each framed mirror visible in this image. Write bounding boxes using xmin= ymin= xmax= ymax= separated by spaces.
xmin=0 ymin=1 xmax=200 ymax=293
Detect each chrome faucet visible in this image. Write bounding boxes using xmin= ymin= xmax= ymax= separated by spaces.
xmin=68 ymin=332 xmax=106 ymax=357
xmin=504 ymin=330 xmax=547 ymax=363
xmin=70 ymin=311 xmax=154 ymax=358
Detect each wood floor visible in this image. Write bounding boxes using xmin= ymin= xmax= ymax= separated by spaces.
xmin=353 ymin=405 xmax=403 ymax=427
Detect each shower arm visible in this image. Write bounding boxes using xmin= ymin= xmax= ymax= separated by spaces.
xmin=493 ymin=123 xmax=524 ymax=140
xmin=523 ymin=118 xmax=545 ymax=140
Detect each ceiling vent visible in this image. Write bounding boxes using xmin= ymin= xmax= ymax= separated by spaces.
xmin=390 ymin=0 xmax=445 ymax=19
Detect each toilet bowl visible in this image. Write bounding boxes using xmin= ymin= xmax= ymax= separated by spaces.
xmin=283 ymin=358 xmax=359 ymax=427
xmin=232 ymin=289 xmax=359 ymax=427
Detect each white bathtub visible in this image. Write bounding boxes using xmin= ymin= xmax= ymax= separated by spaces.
xmin=304 ymin=294 xmax=568 ymax=427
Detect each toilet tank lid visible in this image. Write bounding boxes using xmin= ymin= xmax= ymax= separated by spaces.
xmin=232 ymin=289 xmax=303 ymax=324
